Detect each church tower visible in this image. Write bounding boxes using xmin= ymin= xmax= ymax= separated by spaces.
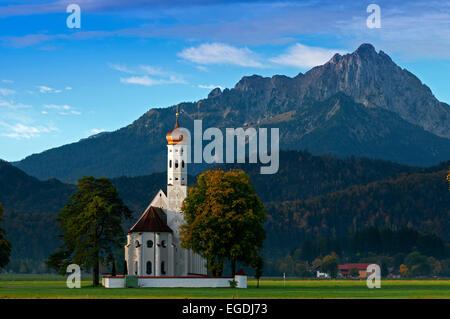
xmin=165 ymin=105 xmax=188 ymax=211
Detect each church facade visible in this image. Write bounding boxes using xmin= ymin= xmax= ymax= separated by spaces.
xmin=124 ymin=112 xmax=207 ymax=277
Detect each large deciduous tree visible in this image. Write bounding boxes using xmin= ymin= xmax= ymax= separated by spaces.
xmin=47 ymin=177 xmax=131 ymax=286
xmin=180 ymin=169 xmax=266 ymax=276
xmin=0 ymin=203 xmax=11 ymax=268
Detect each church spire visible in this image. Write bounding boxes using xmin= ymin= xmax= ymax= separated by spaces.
xmin=175 ymin=104 xmax=179 ymax=128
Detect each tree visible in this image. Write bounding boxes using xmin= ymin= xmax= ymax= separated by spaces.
xmin=47 ymin=177 xmax=131 ymax=286
xmin=447 ymin=166 xmax=450 ymax=191
xmin=399 ymin=264 xmax=409 ymax=277
xmin=181 ymin=169 xmax=266 ymax=276
xmin=0 ymin=203 xmax=11 ymax=268
xmin=321 ymin=252 xmax=339 ymax=278
xmin=350 ymin=267 xmax=359 ymax=278
xmin=254 ymin=256 xmax=264 ymax=288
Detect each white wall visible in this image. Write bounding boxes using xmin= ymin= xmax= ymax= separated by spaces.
xmin=103 ymin=275 xmax=248 ymax=288
xmin=138 ymin=277 xmax=234 ymax=288
xmin=103 ymin=277 xmax=125 ymax=288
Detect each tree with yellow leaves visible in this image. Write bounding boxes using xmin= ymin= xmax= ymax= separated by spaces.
xmin=180 ymin=169 xmax=266 ymax=276
xmin=399 ymin=264 xmax=409 ymax=278
xmin=447 ymin=166 xmax=450 ymax=190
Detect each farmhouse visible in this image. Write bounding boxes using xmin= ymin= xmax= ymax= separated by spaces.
xmin=338 ymin=263 xmax=372 ymax=278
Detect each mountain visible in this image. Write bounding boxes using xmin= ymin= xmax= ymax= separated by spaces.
xmin=2 ymin=152 xmax=448 ymax=272
xmin=14 ymin=43 xmax=450 ymax=182
xmin=264 ymin=168 xmax=450 ymax=258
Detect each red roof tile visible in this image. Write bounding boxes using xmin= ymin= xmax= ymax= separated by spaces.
xmin=128 ymin=206 xmax=172 ymax=233
xmin=236 ymin=268 xmax=247 ymax=276
xmin=338 ymin=263 xmax=372 ymax=270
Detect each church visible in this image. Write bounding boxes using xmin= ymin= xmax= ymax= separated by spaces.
xmin=124 ymin=109 xmax=207 ymax=277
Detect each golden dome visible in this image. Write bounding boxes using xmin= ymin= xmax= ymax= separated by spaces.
xmin=166 ymin=121 xmax=184 ymax=145
xmin=166 ymin=105 xmax=183 ymax=144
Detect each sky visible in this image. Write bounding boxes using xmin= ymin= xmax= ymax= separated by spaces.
xmin=0 ymin=0 xmax=449 ymax=162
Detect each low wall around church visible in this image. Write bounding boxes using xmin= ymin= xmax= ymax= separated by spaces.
xmin=102 ymin=275 xmax=247 ymax=288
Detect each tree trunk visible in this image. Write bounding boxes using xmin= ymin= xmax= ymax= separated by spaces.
xmin=93 ymin=256 xmax=99 ymax=287
xmin=231 ymin=259 xmax=236 ymax=276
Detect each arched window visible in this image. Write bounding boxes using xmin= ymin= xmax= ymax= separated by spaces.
xmin=147 ymin=240 xmax=153 ymax=248
xmin=135 ymin=240 xmax=140 ymax=247
xmin=161 ymin=240 xmax=167 ymax=248
xmin=146 ymin=261 xmax=152 ymax=275
xmin=182 ymin=160 xmax=185 ymax=168
xmin=175 ymin=160 xmax=179 ymax=168
xmin=161 ymin=261 xmax=166 ymax=275
xmin=135 ymin=261 xmax=138 ymax=275
xmin=169 ymin=160 xmax=172 ymax=168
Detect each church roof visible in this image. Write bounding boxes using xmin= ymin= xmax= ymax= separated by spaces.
xmin=128 ymin=205 xmax=173 ymax=233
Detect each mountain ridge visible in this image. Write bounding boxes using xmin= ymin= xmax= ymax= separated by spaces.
xmin=13 ymin=43 xmax=450 ymax=182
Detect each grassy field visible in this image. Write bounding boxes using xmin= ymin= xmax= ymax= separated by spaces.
xmin=0 ymin=275 xmax=449 ymax=299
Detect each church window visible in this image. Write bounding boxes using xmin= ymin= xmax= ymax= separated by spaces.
xmin=147 ymin=240 xmax=153 ymax=248
xmin=135 ymin=261 xmax=138 ymax=275
xmin=146 ymin=261 xmax=152 ymax=275
xmin=175 ymin=177 xmax=178 ymax=180
xmin=182 ymin=160 xmax=185 ymax=168
xmin=135 ymin=240 xmax=140 ymax=247
xmin=161 ymin=240 xmax=167 ymax=248
xmin=175 ymin=160 xmax=179 ymax=168
xmin=169 ymin=160 xmax=172 ymax=168
xmin=161 ymin=261 xmax=166 ymax=275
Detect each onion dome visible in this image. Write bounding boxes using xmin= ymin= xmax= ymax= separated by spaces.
xmin=166 ymin=105 xmax=184 ymax=144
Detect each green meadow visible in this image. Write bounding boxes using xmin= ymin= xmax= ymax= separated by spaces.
xmin=0 ymin=275 xmax=449 ymax=299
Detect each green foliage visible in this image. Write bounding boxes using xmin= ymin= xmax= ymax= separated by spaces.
xmin=181 ymin=169 xmax=266 ymax=276
xmin=46 ymin=176 xmax=131 ymax=286
xmin=350 ymin=267 xmax=359 ymax=278
xmin=0 ymin=203 xmax=11 ymax=268
xmin=229 ymin=279 xmax=238 ymax=289
xmin=321 ymin=253 xmax=339 ymax=278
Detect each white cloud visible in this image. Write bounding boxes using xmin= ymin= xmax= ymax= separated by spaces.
xmin=1 ymin=79 xmax=14 ymax=84
xmin=108 ymin=63 xmax=135 ymax=74
xmin=111 ymin=62 xmax=186 ymax=86
xmin=91 ymin=128 xmax=105 ymax=134
xmin=44 ymin=104 xmax=71 ymax=110
xmin=120 ymin=75 xmax=185 ymax=86
xmin=0 ymin=88 xmax=16 ymax=96
xmin=139 ymin=65 xmax=166 ymax=76
xmin=198 ymin=84 xmax=224 ymax=90
xmin=43 ymin=104 xmax=81 ymax=115
xmin=270 ymin=43 xmax=347 ymax=68
xmin=0 ymin=98 xmax=31 ymax=109
xmin=178 ymin=43 xmax=263 ymax=67
xmin=65 ymin=86 xmax=72 ymax=90
xmin=0 ymin=121 xmax=57 ymax=139
xmin=37 ymin=85 xmax=62 ymax=94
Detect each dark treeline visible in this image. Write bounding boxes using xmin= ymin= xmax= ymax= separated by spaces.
xmin=263 ymin=227 xmax=450 ymax=277
xmin=297 ymin=227 xmax=447 ymax=262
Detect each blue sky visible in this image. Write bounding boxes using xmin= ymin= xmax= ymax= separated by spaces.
xmin=0 ymin=0 xmax=449 ymax=162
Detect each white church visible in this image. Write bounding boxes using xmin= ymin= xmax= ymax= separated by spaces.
xmin=103 ymin=109 xmax=247 ymax=288
xmin=124 ymin=110 xmax=207 ymax=277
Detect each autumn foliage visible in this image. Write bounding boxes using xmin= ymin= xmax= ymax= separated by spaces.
xmin=180 ymin=169 xmax=266 ymax=276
